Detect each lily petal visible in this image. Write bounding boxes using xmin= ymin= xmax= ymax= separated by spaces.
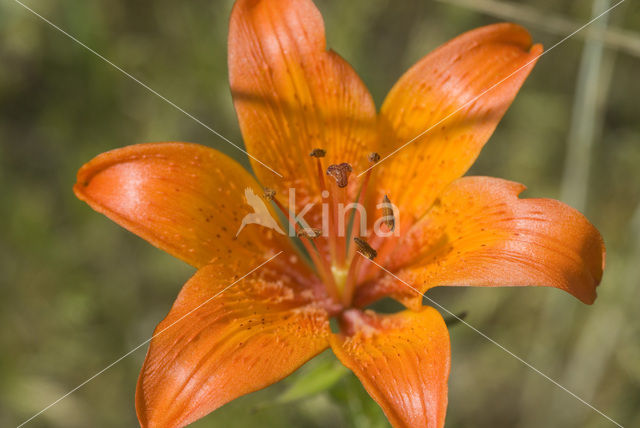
xmin=357 ymin=177 xmax=605 ymax=309
xmin=229 ymin=0 xmax=377 ymax=212
xmin=74 ymin=142 xmax=285 ymax=268
xmin=330 ymin=307 xmax=450 ymax=428
xmin=377 ymin=23 xmax=542 ymax=220
xmin=136 ymin=257 xmax=331 ymax=428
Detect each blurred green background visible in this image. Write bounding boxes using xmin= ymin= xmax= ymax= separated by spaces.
xmin=1 ymin=0 xmax=639 ymax=427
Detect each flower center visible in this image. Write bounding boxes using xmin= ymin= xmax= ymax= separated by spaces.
xmin=307 ymin=149 xmax=391 ymax=307
xmin=267 ymin=149 xmax=394 ymax=308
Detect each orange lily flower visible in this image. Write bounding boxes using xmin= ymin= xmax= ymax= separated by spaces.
xmin=74 ymin=0 xmax=605 ymax=427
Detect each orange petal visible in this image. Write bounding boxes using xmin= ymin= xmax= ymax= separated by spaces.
xmin=74 ymin=142 xmax=286 ymax=268
xmin=330 ymin=307 xmax=450 ymax=428
xmin=228 ymin=0 xmax=377 ymax=213
xmin=136 ymin=258 xmax=331 ymax=428
xmin=358 ymin=177 xmax=605 ymax=309
xmin=376 ymin=23 xmax=542 ymax=220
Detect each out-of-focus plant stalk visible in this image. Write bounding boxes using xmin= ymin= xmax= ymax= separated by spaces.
xmin=519 ymin=1 xmax=614 ymax=427
xmin=551 ymin=201 xmax=639 ymax=426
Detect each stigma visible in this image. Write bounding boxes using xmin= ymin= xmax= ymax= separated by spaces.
xmin=326 ymin=163 xmax=352 ymax=188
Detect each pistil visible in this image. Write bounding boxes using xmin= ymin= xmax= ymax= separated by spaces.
xmin=342 ymin=237 xmax=377 ymax=306
xmin=293 ymin=151 xmax=389 ymax=307
xmin=326 ymin=163 xmax=352 ymax=271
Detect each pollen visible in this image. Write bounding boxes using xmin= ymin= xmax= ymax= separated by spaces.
xmin=326 ymin=163 xmax=352 ymax=188
xmin=382 ymin=195 xmax=395 ymax=231
xmin=309 ymin=148 xmax=326 ymax=158
xmin=263 ymin=188 xmax=276 ymax=200
xmin=297 ymin=228 xmax=322 ymax=239
xmin=354 ymin=237 xmax=377 ymax=260
xmin=368 ymin=152 xmax=381 ymax=163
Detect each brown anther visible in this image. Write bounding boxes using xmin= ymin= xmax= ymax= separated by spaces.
xmin=297 ymin=228 xmax=322 ymax=239
xmin=354 ymin=237 xmax=377 ymax=260
xmin=382 ymin=194 xmax=395 ymax=231
xmin=263 ymin=188 xmax=276 ymax=201
xmin=368 ymin=152 xmax=381 ymax=163
xmin=310 ymin=148 xmax=326 ymax=158
xmin=326 ymin=163 xmax=352 ymax=188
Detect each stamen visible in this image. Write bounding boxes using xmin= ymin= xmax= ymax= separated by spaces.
xmin=264 ymin=188 xmax=288 ymax=218
xmin=310 ymin=148 xmax=326 ymax=158
xmin=260 ymin=189 xmax=336 ymax=299
xmin=341 ymin=256 xmax=361 ymax=307
xmin=262 ymin=180 xmax=339 ymax=304
xmin=354 ymin=237 xmax=377 ymax=260
xmin=382 ymin=194 xmax=395 ymax=231
xmin=326 ymin=163 xmax=352 ymax=188
xmin=297 ymin=228 xmax=322 ymax=239
xmin=298 ymin=234 xmax=340 ymax=302
xmin=263 ymin=188 xmax=276 ymax=201
xmin=341 ymin=237 xmax=378 ymax=306
xmin=368 ymin=152 xmax=381 ymax=163
xmin=312 ymin=149 xmax=328 ymax=192
xmin=346 ymin=154 xmax=375 ymax=260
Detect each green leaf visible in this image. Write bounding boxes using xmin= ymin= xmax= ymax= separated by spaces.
xmin=277 ymin=359 xmax=349 ymax=404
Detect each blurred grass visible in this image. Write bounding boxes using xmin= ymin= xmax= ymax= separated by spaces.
xmin=1 ymin=0 xmax=640 ymax=427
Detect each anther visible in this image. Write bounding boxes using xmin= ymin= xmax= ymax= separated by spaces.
xmin=297 ymin=228 xmax=323 ymax=239
xmin=263 ymin=188 xmax=276 ymax=201
xmin=368 ymin=152 xmax=381 ymax=163
xmin=354 ymin=237 xmax=377 ymax=260
xmin=310 ymin=148 xmax=326 ymax=158
xmin=326 ymin=163 xmax=352 ymax=188
xmin=382 ymin=194 xmax=395 ymax=231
